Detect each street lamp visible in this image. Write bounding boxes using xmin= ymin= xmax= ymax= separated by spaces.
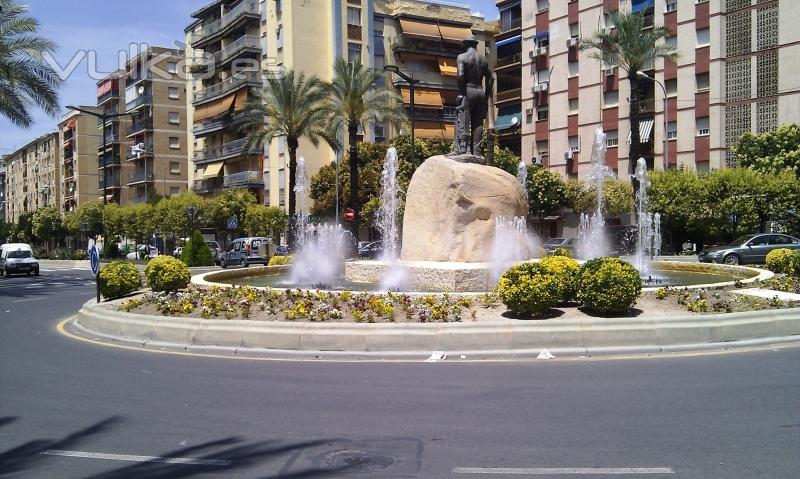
xmin=384 ymin=65 xmax=421 ymax=167
xmin=185 ymin=205 xmax=199 ymax=236
xmin=636 ymin=72 xmax=669 ymax=168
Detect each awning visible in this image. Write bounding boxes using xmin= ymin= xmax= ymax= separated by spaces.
xmin=233 ymin=88 xmax=249 ymax=112
xmin=400 ymin=87 xmax=444 ymax=107
xmin=437 ymin=57 xmax=457 ymax=77
xmin=194 ymin=93 xmax=236 ymax=122
xmin=627 ymin=118 xmax=655 ymax=143
xmin=64 ymin=118 xmax=77 ymax=130
xmin=414 ymin=121 xmax=447 ymax=139
xmin=399 ymin=18 xmax=442 ymax=41
xmin=195 ymin=167 xmax=205 ymax=178
xmin=202 ymin=162 xmax=224 ymax=178
xmin=440 ymin=89 xmax=460 ymax=105
xmin=495 ymin=35 xmax=521 ymax=48
xmin=632 ymin=0 xmax=655 ymax=13
xmin=496 ymin=105 xmax=522 ymax=131
xmin=442 ymin=122 xmax=454 ymax=139
xmin=535 ymin=32 xmax=549 ymax=42
xmin=438 ymin=23 xmax=472 ymax=43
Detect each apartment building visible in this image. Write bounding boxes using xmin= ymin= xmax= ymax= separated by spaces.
xmin=3 ymin=132 xmax=61 ymax=224
xmin=124 ymin=46 xmax=189 ymax=203
xmin=0 ymin=159 xmax=6 ymax=223
xmin=96 ymin=72 xmax=131 ymax=204
xmin=500 ymin=0 xmax=800 ymax=178
xmin=60 ymin=110 xmax=101 ymax=213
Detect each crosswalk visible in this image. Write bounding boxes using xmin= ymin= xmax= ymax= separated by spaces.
xmin=0 ymin=268 xmax=96 ymax=293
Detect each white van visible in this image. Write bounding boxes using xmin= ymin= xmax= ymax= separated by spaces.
xmin=0 ymin=243 xmax=39 ymax=276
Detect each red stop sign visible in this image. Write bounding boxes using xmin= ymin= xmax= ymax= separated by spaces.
xmin=344 ymin=208 xmax=355 ymax=221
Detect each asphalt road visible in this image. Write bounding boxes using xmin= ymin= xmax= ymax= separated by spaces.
xmin=1 ymin=266 xmax=799 ymax=478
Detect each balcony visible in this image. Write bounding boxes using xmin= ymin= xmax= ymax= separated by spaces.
xmin=194 ymin=71 xmax=260 ymax=105
xmin=496 ymin=53 xmax=522 ymax=69
xmin=98 ymin=132 xmax=123 ymax=150
xmin=193 ymin=137 xmax=248 ymax=164
xmin=223 ymin=170 xmax=263 ymax=187
xmin=63 ymin=170 xmax=75 ymax=181
xmin=99 ymin=177 xmax=121 ymax=190
xmin=193 ymin=177 xmax=224 ymax=194
xmin=127 ymin=171 xmax=155 ymax=185
xmin=190 ymin=0 xmax=260 ymax=47
xmin=126 ymin=94 xmax=152 ymax=112
xmin=215 ymin=35 xmax=260 ymax=65
xmin=97 ymin=89 xmax=119 ymax=105
xmin=390 ymin=36 xmax=463 ymax=58
xmin=500 ymin=18 xmax=522 ymax=33
xmin=126 ymin=143 xmax=154 ymax=160
xmin=496 ymin=88 xmax=522 ymax=103
xmin=98 ymin=154 xmax=122 ymax=168
xmin=413 ymin=106 xmax=457 ymax=123
xmin=193 ymin=112 xmax=245 ymax=136
xmin=125 ymin=71 xmax=152 ymax=88
xmin=126 ymin=118 xmax=153 ymax=137
xmin=639 ymin=97 xmax=656 ymax=114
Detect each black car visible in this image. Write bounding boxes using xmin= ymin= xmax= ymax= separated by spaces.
xmin=358 ymin=241 xmax=383 ymax=259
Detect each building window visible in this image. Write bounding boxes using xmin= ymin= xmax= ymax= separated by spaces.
xmin=170 ymin=186 xmax=180 ymax=196
xmin=348 ymin=42 xmax=361 ymax=64
xmin=537 ymin=106 xmax=548 ymax=121
xmin=537 ymin=68 xmax=550 ymax=83
xmin=167 ymin=62 xmax=177 ymax=74
xmin=168 ymin=87 xmax=179 ymax=99
xmin=696 ymin=117 xmax=710 ymax=136
xmin=347 ymin=7 xmax=361 ymax=26
xmin=696 ymin=28 xmax=710 ymax=47
xmin=568 ymin=61 xmax=579 ymax=77
xmin=667 ymin=121 xmax=677 ymax=139
xmin=169 ymin=112 xmax=180 ymax=124
xmin=536 ymin=140 xmax=549 ymax=155
xmin=536 ymin=0 xmax=549 ymax=12
xmin=569 ymin=98 xmax=578 ymax=113
xmin=665 ymin=36 xmax=677 ymax=50
xmin=665 ymin=1 xmax=677 ymax=12
xmin=569 ymin=23 xmax=579 ymax=39
xmin=169 ymin=137 xmax=180 ymax=149
xmin=170 ymin=162 xmax=180 ymax=174
xmin=603 ymin=91 xmax=619 ymax=106
xmin=569 ymin=135 xmax=580 ymax=152
xmin=606 ymin=130 xmax=619 ymax=147
xmin=374 ymin=123 xmax=386 ymax=143
xmin=696 ymin=73 xmax=709 ymax=91
xmin=666 ymin=79 xmax=677 ymax=96
xmin=278 ymin=136 xmax=286 ymax=155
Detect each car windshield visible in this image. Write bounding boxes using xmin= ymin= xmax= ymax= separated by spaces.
xmin=545 ymin=238 xmax=565 ymax=246
xmin=728 ymin=235 xmax=756 ymax=246
xmin=8 ymin=250 xmax=32 ymax=259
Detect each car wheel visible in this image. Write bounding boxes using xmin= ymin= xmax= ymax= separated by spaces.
xmin=723 ymin=253 xmax=740 ymax=265
xmin=241 ymin=259 xmax=248 ymax=268
xmin=220 ymin=259 xmax=227 ymax=269
xmin=27 ymin=271 xmax=31 ymax=276
xmin=34 ymin=269 xmax=40 ymax=276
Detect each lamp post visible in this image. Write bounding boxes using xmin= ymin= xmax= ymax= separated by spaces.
xmin=384 ymin=65 xmax=420 ymax=167
xmin=186 ymin=205 xmax=198 ymax=237
xmin=636 ymin=72 xmax=669 ymax=168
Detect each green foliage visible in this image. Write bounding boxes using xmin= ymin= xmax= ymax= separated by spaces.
xmin=268 ymin=255 xmax=294 ymax=266
xmin=98 ymin=261 xmax=142 ymax=300
xmin=552 ymin=247 xmax=571 ymax=258
xmin=491 ymin=145 xmax=522 ymax=176
xmin=244 ymin=204 xmax=287 ymax=242
xmin=204 ymin=188 xmax=256 ymax=237
xmin=10 ymin=211 xmax=35 ymax=242
xmin=103 ymin=238 xmax=120 ymax=259
xmin=538 ymin=255 xmax=580 ymax=304
xmin=31 ymin=206 xmax=64 ymax=246
xmin=496 ymin=262 xmax=560 ymax=317
xmin=526 ymin=166 xmax=567 ymax=217
xmin=648 ymin=168 xmax=706 ymax=252
xmin=732 ymin=124 xmax=800 ymax=177
xmin=566 ymin=179 xmax=634 ymax=216
xmin=181 ymin=230 xmax=214 ymax=267
xmin=144 ymin=256 xmax=191 ymax=292
xmin=577 ymin=258 xmax=642 ymax=314
xmin=0 ymin=219 xmax=12 ymax=242
xmin=766 ymin=248 xmax=797 ymax=275
xmin=153 ymin=192 xmax=204 ymax=237
xmin=71 ymin=201 xmax=104 ymax=238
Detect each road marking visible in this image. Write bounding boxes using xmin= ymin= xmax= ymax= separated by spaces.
xmin=13 ymin=297 xmax=46 ymax=303
xmin=40 ymin=449 xmax=231 ymax=466
xmin=452 ymin=467 xmax=675 ymax=475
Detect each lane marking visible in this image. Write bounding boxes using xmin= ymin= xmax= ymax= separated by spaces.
xmin=40 ymin=449 xmax=231 ymax=466
xmin=453 ymin=467 xmax=675 ymax=475
xmin=13 ymin=297 xmax=46 ymax=303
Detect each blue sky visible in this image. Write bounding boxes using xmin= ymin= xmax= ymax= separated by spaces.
xmin=0 ymin=0 xmax=498 ymax=152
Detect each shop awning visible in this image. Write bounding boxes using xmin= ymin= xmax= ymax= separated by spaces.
xmin=496 ymin=104 xmax=522 ymax=131
xmin=438 ymin=23 xmax=472 ymax=43
xmin=202 ymin=162 xmax=224 ymax=178
xmin=632 ymin=0 xmax=655 ymax=13
xmin=437 ymin=57 xmax=457 ymax=77
xmin=399 ymin=18 xmax=442 ymax=41
xmin=400 ymin=87 xmax=444 ymax=107
xmin=495 ymin=35 xmax=521 ymax=48
xmin=194 ymin=93 xmax=236 ymax=122
xmin=414 ymin=121 xmax=447 ymax=139
xmin=627 ymin=118 xmax=655 ymax=143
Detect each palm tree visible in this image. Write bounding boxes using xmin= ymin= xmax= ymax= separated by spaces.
xmin=0 ymin=0 xmax=62 ymax=127
xmin=581 ymin=10 xmax=677 ymax=175
xmin=240 ymin=70 xmax=334 ymax=240
xmin=321 ymin=58 xmax=405 ymax=241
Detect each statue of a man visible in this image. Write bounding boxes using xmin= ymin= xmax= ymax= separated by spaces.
xmin=456 ymin=34 xmax=494 ymax=156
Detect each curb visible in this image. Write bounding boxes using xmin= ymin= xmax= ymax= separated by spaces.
xmin=75 ymin=300 xmax=800 ymax=360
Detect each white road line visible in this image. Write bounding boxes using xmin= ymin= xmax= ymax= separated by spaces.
xmin=452 ymin=467 xmax=675 ymax=475
xmin=12 ymin=297 xmax=46 ymax=303
xmin=40 ymin=449 xmax=231 ymax=466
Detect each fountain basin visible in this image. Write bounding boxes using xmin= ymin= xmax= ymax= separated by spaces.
xmin=345 ymin=260 xmax=496 ymax=292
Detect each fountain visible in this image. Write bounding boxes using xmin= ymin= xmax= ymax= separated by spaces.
xmin=632 ymin=157 xmax=663 ymax=276
xmin=489 ymin=215 xmax=531 ymax=284
xmin=376 ymin=147 xmax=408 ymax=291
xmin=577 ymin=128 xmax=614 ymax=259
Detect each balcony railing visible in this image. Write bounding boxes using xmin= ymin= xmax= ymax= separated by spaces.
xmin=193 ymin=112 xmax=245 ymax=136
xmin=193 ymin=137 xmax=248 ymax=163
xmin=497 ymin=88 xmax=522 ymax=102
xmin=496 ymin=53 xmax=522 ymax=68
xmin=215 ymin=35 xmax=260 ymax=64
xmin=98 ymin=132 xmax=122 ymax=148
xmin=390 ymin=36 xmax=463 ymax=57
xmin=194 ymin=71 xmax=260 ymax=104
xmin=127 ymin=171 xmax=155 ymax=184
xmin=223 ymin=170 xmax=263 ymax=187
xmin=500 ymin=18 xmax=522 ymax=32
xmin=99 ymin=177 xmax=121 ymax=189
xmin=413 ymin=107 xmax=457 ymax=123
xmin=193 ymin=177 xmax=224 ymax=194
xmin=98 ymin=154 xmax=122 ymax=168
xmin=127 ymin=118 xmax=153 ymax=136
xmin=125 ymin=71 xmax=152 ymax=88
xmin=639 ymin=98 xmax=656 ymax=114
xmin=126 ymin=94 xmax=152 ymax=111
xmin=191 ymin=0 xmax=260 ymax=45
xmin=97 ymin=89 xmax=119 ymax=105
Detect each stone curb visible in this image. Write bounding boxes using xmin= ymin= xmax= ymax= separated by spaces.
xmin=75 ymin=300 xmax=800 ymax=360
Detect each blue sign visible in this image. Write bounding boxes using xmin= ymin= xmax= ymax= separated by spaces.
xmin=227 ymin=218 xmax=239 ymax=230
xmin=89 ymin=244 xmax=100 ymax=276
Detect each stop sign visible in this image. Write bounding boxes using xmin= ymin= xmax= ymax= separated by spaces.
xmin=344 ymin=208 xmax=355 ymax=221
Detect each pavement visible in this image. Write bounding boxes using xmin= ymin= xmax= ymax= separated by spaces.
xmin=2 ymin=268 xmax=800 ymax=478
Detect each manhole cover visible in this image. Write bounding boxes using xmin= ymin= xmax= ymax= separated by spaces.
xmin=313 ymin=448 xmax=395 ymax=473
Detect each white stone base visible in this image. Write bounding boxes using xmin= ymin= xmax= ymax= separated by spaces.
xmin=345 ymin=260 xmax=495 ymax=292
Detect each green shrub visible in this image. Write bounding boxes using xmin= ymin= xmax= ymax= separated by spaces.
xmin=98 ymin=261 xmax=142 ymax=300
xmin=180 ymin=230 xmax=214 ymax=267
xmin=539 ymin=255 xmax=580 ymax=303
xmin=268 ymin=255 xmax=294 ymax=266
xmin=793 ymin=251 xmax=800 ymax=277
xmin=577 ymin=257 xmax=642 ymax=314
xmin=497 ymin=262 xmax=560 ymax=317
xmin=103 ymin=239 xmax=120 ymax=260
xmin=766 ymin=248 xmax=796 ymax=275
xmin=551 ymin=247 xmax=572 ymax=258
xmin=72 ymin=249 xmax=87 ymax=260
xmin=145 ymin=256 xmax=191 ymax=292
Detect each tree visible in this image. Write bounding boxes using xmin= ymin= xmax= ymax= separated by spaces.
xmin=240 ymin=71 xmax=335 ymax=229
xmin=181 ymin=230 xmax=213 ymax=267
xmin=72 ymin=201 xmax=104 ymax=238
xmin=123 ymin=203 xmax=156 ymax=246
xmin=526 ymin=166 xmax=567 ymax=236
xmin=581 ymin=10 xmax=677 ymax=174
xmin=204 ymin=188 xmax=257 ymax=239
xmin=566 ymin=179 xmax=633 ymax=217
xmin=648 ymin=168 xmax=706 ymax=253
xmin=31 ymin=206 xmax=63 ymax=250
xmin=154 ymin=192 xmax=203 ymax=239
xmin=11 ymin=211 xmax=35 ymax=243
xmin=732 ymin=124 xmax=800 ymax=177
xmin=0 ymin=0 xmax=62 ymax=127
xmin=321 ymin=58 xmax=406 ymax=241
xmin=0 ymin=219 xmax=11 ymax=243
xmin=244 ymin=204 xmax=288 ymax=243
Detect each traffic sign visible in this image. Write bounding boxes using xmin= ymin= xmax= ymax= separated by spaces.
xmin=344 ymin=208 xmax=355 ymax=221
xmin=89 ymin=244 xmax=100 ymax=276
xmin=227 ymin=218 xmax=239 ymax=230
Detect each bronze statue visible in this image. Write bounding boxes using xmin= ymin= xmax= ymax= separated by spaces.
xmin=454 ymin=34 xmax=494 ymax=157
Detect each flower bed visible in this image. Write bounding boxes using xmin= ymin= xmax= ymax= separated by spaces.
xmin=654 ymin=276 xmax=800 ymax=313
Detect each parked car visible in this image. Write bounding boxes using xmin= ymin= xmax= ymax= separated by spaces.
xmin=126 ymin=245 xmax=159 ymax=260
xmin=274 ymin=245 xmax=291 ymax=256
xmin=0 ymin=243 xmax=39 ymax=276
xmin=358 ymin=241 xmax=383 ymax=259
xmin=205 ymin=241 xmax=222 ymax=264
xmin=698 ymin=233 xmax=800 ymax=265
xmin=219 ymin=237 xmax=270 ymax=268
xmin=543 ymin=237 xmax=578 ymax=255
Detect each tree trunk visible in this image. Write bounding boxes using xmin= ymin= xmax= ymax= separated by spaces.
xmin=287 ymin=137 xmax=299 ymax=247
xmin=628 ymin=73 xmax=642 ymax=176
xmin=348 ymin=123 xmax=360 ymax=242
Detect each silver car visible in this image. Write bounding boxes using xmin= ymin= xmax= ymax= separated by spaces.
xmin=698 ymin=233 xmax=800 ymax=265
xmin=219 ymin=237 xmax=270 ymax=268
xmin=0 ymin=245 xmax=40 ymax=276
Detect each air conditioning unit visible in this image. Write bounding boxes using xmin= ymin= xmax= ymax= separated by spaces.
xmin=525 ymin=108 xmax=534 ymax=116
xmin=528 ymin=50 xmax=536 ymax=59
xmin=536 ymin=46 xmax=548 ymax=56
xmin=566 ymin=37 xmax=579 ymax=48
xmin=532 ymin=156 xmax=542 ymax=166
xmin=533 ymin=82 xmax=548 ymax=93
xmin=603 ymin=67 xmax=616 ymax=76
xmin=564 ymin=151 xmax=574 ymax=160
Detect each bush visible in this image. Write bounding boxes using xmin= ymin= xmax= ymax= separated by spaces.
xmin=180 ymin=230 xmax=214 ymax=267
xmin=72 ymin=249 xmax=87 ymax=260
xmin=577 ymin=257 xmax=642 ymax=314
xmin=103 ymin=240 xmax=120 ymax=260
xmin=497 ymin=262 xmax=560 ymax=317
xmin=551 ymin=247 xmax=572 ymax=258
xmin=539 ymin=255 xmax=580 ymax=303
xmin=144 ymin=256 xmax=191 ymax=292
xmin=98 ymin=261 xmax=142 ymax=300
xmin=268 ymin=255 xmax=294 ymax=266
xmin=766 ymin=248 xmax=796 ymax=275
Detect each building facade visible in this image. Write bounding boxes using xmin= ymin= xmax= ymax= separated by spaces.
xmin=3 ymin=133 xmax=61 ymax=224
xmin=0 ymin=159 xmax=6 ymax=223
xmin=97 ymin=72 xmax=131 ymax=204
xmin=59 ymin=110 xmax=101 ymax=213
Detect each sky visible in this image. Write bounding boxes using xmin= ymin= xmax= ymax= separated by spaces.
xmin=0 ymin=0 xmax=498 ymax=153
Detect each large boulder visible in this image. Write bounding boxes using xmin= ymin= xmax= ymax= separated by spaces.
xmin=400 ymin=155 xmax=528 ymax=263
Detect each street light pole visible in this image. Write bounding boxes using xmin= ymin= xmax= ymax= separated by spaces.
xmin=637 ymin=72 xmax=668 ymax=168
xmin=384 ymin=65 xmax=420 ymax=167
